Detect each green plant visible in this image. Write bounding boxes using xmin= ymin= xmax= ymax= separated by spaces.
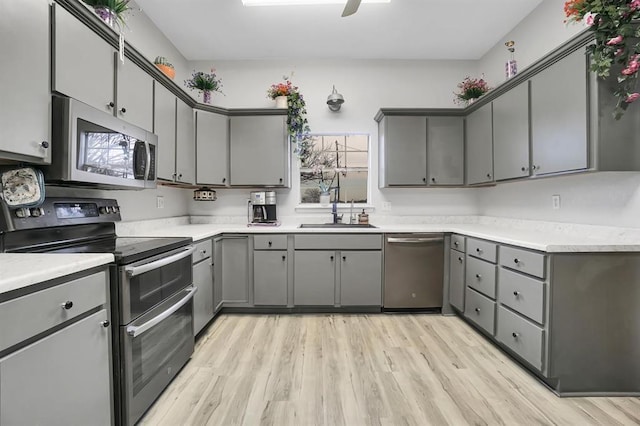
xmin=454 ymin=76 xmax=491 ymax=105
xmin=153 ymin=56 xmax=174 ymax=68
xmin=564 ymin=0 xmax=640 ymax=118
xmin=82 ymin=0 xmax=131 ymax=28
xmin=184 ymin=69 xmax=223 ymax=94
xmin=267 ymin=76 xmax=312 ymax=155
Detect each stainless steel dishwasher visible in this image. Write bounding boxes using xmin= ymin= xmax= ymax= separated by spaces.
xmin=384 ymin=233 xmax=444 ymax=310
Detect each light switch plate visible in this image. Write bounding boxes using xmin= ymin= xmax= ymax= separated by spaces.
xmin=157 ymin=196 xmax=165 ymax=209
xmin=552 ymin=194 xmax=560 ymax=210
xmin=382 ymin=202 xmax=392 ymax=211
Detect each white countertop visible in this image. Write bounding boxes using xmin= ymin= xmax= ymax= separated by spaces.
xmin=0 ymin=253 xmax=114 ymax=296
xmin=115 ymin=222 xmax=640 ymax=253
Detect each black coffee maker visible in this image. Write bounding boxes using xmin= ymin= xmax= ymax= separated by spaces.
xmin=249 ymin=191 xmax=278 ymax=224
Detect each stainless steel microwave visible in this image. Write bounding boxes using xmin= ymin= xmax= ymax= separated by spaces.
xmin=46 ymin=96 xmax=157 ymax=189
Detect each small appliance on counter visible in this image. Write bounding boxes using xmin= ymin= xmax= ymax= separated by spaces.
xmin=248 ymin=191 xmax=279 ymax=226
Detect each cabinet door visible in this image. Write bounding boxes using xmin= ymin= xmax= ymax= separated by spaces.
xmin=116 ymin=57 xmax=154 ymax=131
xmin=153 ymin=82 xmax=177 ymax=181
xmin=230 ymin=115 xmax=288 ymax=186
xmin=449 ymin=249 xmax=465 ymax=311
xmin=53 ymin=4 xmax=114 ymax=114
xmin=531 ymin=48 xmax=588 ymax=175
xmin=213 ymin=238 xmax=223 ymax=312
xmin=340 ymin=251 xmax=382 ymax=306
xmin=465 ymin=103 xmax=494 ymax=184
xmin=381 ymin=116 xmax=427 ymax=186
xmin=196 ymin=111 xmax=229 ymax=186
xmin=221 ymin=237 xmax=249 ymax=304
xmin=427 ymin=117 xmax=464 ymax=185
xmin=294 ymin=251 xmax=336 ymax=305
xmin=193 ymin=259 xmax=214 ymax=335
xmin=254 ymin=251 xmax=288 ymax=306
xmin=176 ymin=99 xmax=195 ymax=184
xmin=0 ymin=310 xmax=111 ymax=426
xmin=493 ymin=83 xmax=530 ymax=180
xmin=0 ymin=0 xmax=50 ymax=163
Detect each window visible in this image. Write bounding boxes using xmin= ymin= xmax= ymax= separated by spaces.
xmin=299 ymin=134 xmax=369 ymax=204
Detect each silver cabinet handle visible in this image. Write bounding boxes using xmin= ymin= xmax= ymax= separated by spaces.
xmin=513 ymin=291 xmax=520 ymax=297
xmin=512 ymin=332 xmax=519 ymax=339
xmin=125 ymin=246 xmax=194 ymax=277
xmin=387 ymin=237 xmax=444 ymax=244
xmin=126 ymin=287 xmax=197 ymax=338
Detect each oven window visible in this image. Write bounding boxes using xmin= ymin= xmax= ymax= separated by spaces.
xmin=77 ymin=119 xmax=139 ymax=180
xmin=131 ymin=301 xmax=192 ymax=396
xmin=128 ymin=255 xmax=192 ymax=319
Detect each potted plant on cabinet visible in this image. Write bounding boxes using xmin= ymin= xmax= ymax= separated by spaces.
xmin=453 ymin=76 xmax=491 ymax=105
xmin=184 ymin=68 xmax=224 ymax=104
xmin=81 ymin=0 xmax=131 ymax=28
xmin=154 ymin=57 xmax=175 ymax=80
xmin=267 ymin=76 xmax=312 ymax=157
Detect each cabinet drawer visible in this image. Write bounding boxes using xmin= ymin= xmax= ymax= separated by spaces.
xmin=0 ymin=270 xmax=108 ymax=353
xmin=496 ymin=306 xmax=545 ymax=371
xmin=464 ymin=287 xmax=495 ymax=336
xmin=193 ymin=239 xmax=212 ymax=263
xmin=465 ymin=256 xmax=497 ymax=299
xmin=254 ymin=234 xmax=288 ymax=250
xmin=451 ymin=234 xmax=466 ymax=252
xmin=294 ymin=234 xmax=382 ymax=250
xmin=498 ymin=268 xmax=545 ymax=324
xmin=500 ymin=245 xmax=546 ymax=279
xmin=467 ymin=238 xmax=497 ymax=263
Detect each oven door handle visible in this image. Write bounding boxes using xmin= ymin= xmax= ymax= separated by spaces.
xmin=125 ymin=246 xmax=195 ymax=277
xmin=126 ymin=286 xmax=197 ymax=338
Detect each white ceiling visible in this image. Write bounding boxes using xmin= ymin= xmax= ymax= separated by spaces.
xmin=135 ymin=0 xmax=543 ymax=61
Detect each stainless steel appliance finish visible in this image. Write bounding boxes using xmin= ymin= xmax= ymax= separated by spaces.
xmin=384 ymin=234 xmax=444 ymax=309
xmin=46 ymin=96 xmax=157 ymax=190
xmin=248 ymin=191 xmax=278 ymax=224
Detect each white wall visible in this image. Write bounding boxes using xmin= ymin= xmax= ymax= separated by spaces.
xmin=187 ymin=59 xmax=479 ymax=219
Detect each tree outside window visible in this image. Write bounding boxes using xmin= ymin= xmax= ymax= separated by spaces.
xmin=299 ymin=134 xmax=369 ymax=204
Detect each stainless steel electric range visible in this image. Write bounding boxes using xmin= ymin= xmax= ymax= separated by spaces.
xmin=0 ymin=197 xmax=195 ymax=426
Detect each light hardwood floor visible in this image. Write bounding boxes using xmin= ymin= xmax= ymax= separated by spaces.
xmin=140 ymin=314 xmax=640 ymax=426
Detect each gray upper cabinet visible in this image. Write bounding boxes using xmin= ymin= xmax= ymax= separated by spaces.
xmin=379 ymin=116 xmax=427 ymax=186
xmin=53 ymin=4 xmax=114 ymax=114
xmin=196 ymin=111 xmax=229 ymax=186
xmin=154 ymin=82 xmax=177 ymax=181
xmin=493 ymin=83 xmax=530 ymax=181
xmin=531 ymin=47 xmax=588 ymax=176
xmin=340 ymin=251 xmax=382 ymax=306
xmin=0 ymin=0 xmax=50 ymax=163
xmin=176 ymin=99 xmax=195 ymax=184
xmin=466 ymin=103 xmax=494 ymax=185
xmin=230 ymin=115 xmax=289 ymax=186
xmin=427 ymin=117 xmax=464 ymax=185
xmin=116 ymin=58 xmax=154 ymax=131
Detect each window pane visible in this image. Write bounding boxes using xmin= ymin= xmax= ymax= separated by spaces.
xmin=345 ymin=134 xmax=368 ymax=151
xmin=335 ymin=171 xmax=368 ymax=203
xmin=345 ymin=151 xmax=368 ymax=168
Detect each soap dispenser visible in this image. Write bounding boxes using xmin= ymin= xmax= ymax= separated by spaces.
xmin=358 ymin=209 xmax=369 ymax=225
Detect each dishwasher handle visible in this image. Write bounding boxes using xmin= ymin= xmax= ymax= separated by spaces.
xmin=386 ymin=237 xmax=444 ymax=244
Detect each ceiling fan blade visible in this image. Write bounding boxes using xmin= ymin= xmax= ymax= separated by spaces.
xmin=341 ymin=0 xmax=362 ymax=17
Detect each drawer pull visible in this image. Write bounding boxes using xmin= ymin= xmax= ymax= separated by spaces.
xmin=476 ymin=248 xmax=483 ymax=254
xmin=514 ymin=258 xmax=520 ymax=264
xmin=512 ymin=332 xmax=519 ymax=339
xmin=342 ymin=256 xmax=346 ymax=261
xmin=101 ymin=320 xmax=110 ymax=328
xmin=458 ymin=257 xmax=463 ymax=263
xmin=268 ymin=241 xmax=272 ymax=247
xmin=474 ymin=308 xmax=480 ymax=313
xmin=61 ymin=301 xmax=73 ymax=310
xmin=201 ymin=249 xmax=207 ymax=255
xmin=454 ymin=241 xmax=459 ymax=246
xmin=513 ymin=291 xmax=520 ymax=297
xmin=282 ymin=255 xmax=286 ymax=261
xmin=475 ymin=274 xmax=482 ymax=279
xmin=330 ymin=255 xmax=334 ymax=261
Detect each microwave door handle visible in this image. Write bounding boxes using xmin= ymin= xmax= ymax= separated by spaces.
xmin=261 ymin=206 xmax=267 ymax=220
xmin=144 ymin=142 xmax=151 ymax=181
xmin=126 ymin=287 xmax=197 ymax=338
xmin=125 ymin=246 xmax=195 ymax=277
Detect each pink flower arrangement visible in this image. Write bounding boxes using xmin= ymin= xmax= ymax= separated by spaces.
xmin=625 ymin=93 xmax=640 ymax=103
xmin=267 ymin=80 xmax=294 ymax=99
xmin=606 ymin=35 xmax=624 ymax=46
xmin=454 ymin=76 xmax=491 ymax=105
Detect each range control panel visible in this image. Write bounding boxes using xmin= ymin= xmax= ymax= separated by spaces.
xmin=0 ymin=198 xmax=121 ymax=232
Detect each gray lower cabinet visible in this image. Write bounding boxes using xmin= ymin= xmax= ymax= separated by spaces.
xmin=229 ymin=115 xmax=289 ymax=186
xmin=464 ymin=287 xmax=496 ymax=336
xmin=254 ymin=251 xmax=288 ymax=305
xmin=154 ymin=82 xmax=177 ymax=181
xmin=427 ymin=117 xmax=464 ymax=185
xmin=196 ymin=110 xmax=229 ymax=186
xmin=176 ymin=99 xmax=195 ymax=184
xmin=493 ymin=82 xmax=530 ymax=181
xmin=0 ymin=0 xmax=51 ymax=163
xmin=294 ymin=250 xmax=336 ymax=305
xmin=193 ymin=239 xmax=214 ymax=335
xmin=0 ymin=309 xmax=112 ymax=426
xmin=465 ymin=103 xmax=494 ymax=184
xmin=213 ymin=238 xmax=223 ymax=312
xmin=448 ymin=248 xmax=465 ymax=311
xmin=531 ymin=47 xmax=588 ymax=176
xmin=339 ymin=251 xmax=382 ymax=306
xmin=379 ymin=116 xmax=428 ymax=186
xmin=220 ymin=235 xmax=250 ymax=304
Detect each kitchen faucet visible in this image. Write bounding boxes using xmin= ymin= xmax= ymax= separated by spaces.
xmin=330 ymin=187 xmax=343 ymax=224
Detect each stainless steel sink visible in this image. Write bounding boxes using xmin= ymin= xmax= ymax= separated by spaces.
xmin=298 ymin=223 xmax=378 ymax=228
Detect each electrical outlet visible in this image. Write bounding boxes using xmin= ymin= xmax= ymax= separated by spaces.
xmin=156 ymin=196 xmax=164 ymax=209
xmin=382 ymin=202 xmax=392 ymax=211
xmin=552 ymin=195 xmax=561 ymax=210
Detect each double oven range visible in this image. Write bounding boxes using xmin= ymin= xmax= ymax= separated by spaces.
xmin=0 ymin=197 xmax=196 ymax=425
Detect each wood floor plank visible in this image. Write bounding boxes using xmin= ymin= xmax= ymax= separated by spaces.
xmin=140 ymin=314 xmax=640 ymax=426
